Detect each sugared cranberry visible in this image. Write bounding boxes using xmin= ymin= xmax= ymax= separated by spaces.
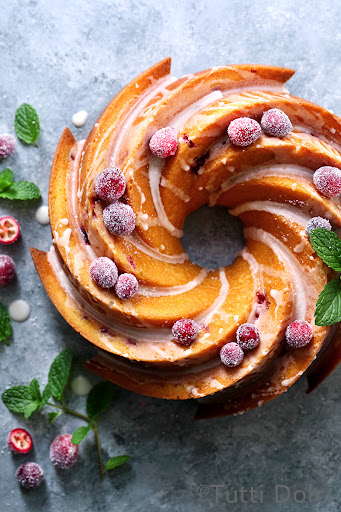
xmin=115 ymin=273 xmax=139 ymax=300
xmin=236 ymin=323 xmax=260 ymax=350
xmin=149 ymin=127 xmax=178 ymax=158
xmin=220 ymin=342 xmax=244 ymax=367
xmin=172 ymin=318 xmax=198 ymax=346
xmin=0 ymin=255 xmax=15 ymax=286
xmin=0 ymin=133 xmax=16 ymax=159
xmin=227 ymin=117 xmax=261 ymax=147
xmin=7 ymin=428 xmax=32 ymax=454
xmin=103 ymin=202 xmax=136 ymax=236
xmin=261 ymin=108 xmax=292 ymax=137
xmin=94 ymin=167 xmax=126 ymax=202
xmin=285 ymin=320 xmax=313 ymax=348
xmin=50 ymin=434 xmax=79 ymax=470
xmin=89 ymin=257 xmax=118 ymax=288
xmin=16 ymin=462 xmax=44 ymax=489
xmin=306 ymin=216 xmax=332 ymax=235
xmin=313 ymin=166 xmax=341 ymax=198
xmin=0 ymin=216 xmax=20 ymax=245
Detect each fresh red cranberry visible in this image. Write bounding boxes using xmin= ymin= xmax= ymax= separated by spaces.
xmin=50 ymin=434 xmax=79 ymax=470
xmin=0 ymin=255 xmax=15 ymax=286
xmin=0 ymin=133 xmax=16 ymax=159
xmin=261 ymin=108 xmax=292 ymax=137
xmin=115 ymin=273 xmax=139 ymax=300
xmin=285 ymin=320 xmax=313 ymax=348
xmin=149 ymin=127 xmax=178 ymax=158
xmin=89 ymin=257 xmax=118 ymax=288
xmin=227 ymin=117 xmax=261 ymax=147
xmin=236 ymin=323 xmax=260 ymax=350
xmin=94 ymin=167 xmax=126 ymax=202
xmin=172 ymin=318 xmax=199 ymax=346
xmin=103 ymin=202 xmax=136 ymax=236
xmin=306 ymin=216 xmax=332 ymax=235
xmin=7 ymin=428 xmax=32 ymax=454
xmin=220 ymin=342 xmax=244 ymax=367
xmin=313 ymin=166 xmax=341 ymax=198
xmin=0 ymin=216 xmax=20 ymax=245
xmin=16 ymin=462 xmax=44 ymax=489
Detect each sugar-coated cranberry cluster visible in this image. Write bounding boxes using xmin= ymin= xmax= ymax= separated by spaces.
xmin=92 ymin=167 xmax=139 ymax=300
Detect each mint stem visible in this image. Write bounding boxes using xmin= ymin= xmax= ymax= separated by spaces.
xmin=93 ymin=422 xmax=104 ymax=480
xmin=46 ymin=402 xmax=90 ymax=423
xmin=46 ymin=402 xmax=103 ymax=479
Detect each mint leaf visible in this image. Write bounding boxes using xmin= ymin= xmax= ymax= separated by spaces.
xmin=48 ymin=411 xmax=63 ymax=424
xmin=15 ymin=103 xmax=40 ymax=146
xmin=0 ymin=301 xmax=12 ymax=345
xmin=0 ymin=181 xmax=41 ymax=200
xmin=71 ymin=423 xmax=93 ymax=444
xmin=86 ymin=381 xmax=115 ymax=420
xmin=48 ymin=349 xmax=72 ymax=401
xmin=39 ymin=383 xmax=52 ymax=409
xmin=315 ymin=279 xmax=341 ymax=326
xmin=2 ymin=385 xmax=35 ymax=413
xmin=105 ymin=455 xmax=131 ymax=471
xmin=0 ymin=168 xmax=14 ymax=192
xmin=310 ymin=228 xmax=341 ymax=271
xmin=29 ymin=378 xmax=42 ymax=402
xmin=24 ymin=401 xmax=39 ymax=419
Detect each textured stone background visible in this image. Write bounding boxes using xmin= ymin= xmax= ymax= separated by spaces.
xmin=1 ymin=0 xmax=341 ymax=510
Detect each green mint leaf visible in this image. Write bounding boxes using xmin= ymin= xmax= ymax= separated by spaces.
xmin=48 ymin=411 xmax=63 ymax=424
xmin=24 ymin=401 xmax=39 ymax=419
xmin=39 ymin=383 xmax=52 ymax=409
xmin=86 ymin=381 xmax=115 ymax=420
xmin=309 ymin=228 xmax=341 ymax=271
xmin=14 ymin=103 xmax=40 ymax=146
xmin=105 ymin=455 xmax=131 ymax=471
xmin=0 ymin=181 xmax=41 ymax=200
xmin=315 ymin=279 xmax=341 ymax=326
xmin=0 ymin=168 xmax=14 ymax=192
xmin=29 ymin=378 xmax=42 ymax=402
xmin=48 ymin=349 xmax=73 ymax=401
xmin=0 ymin=301 xmax=12 ymax=345
xmin=71 ymin=423 xmax=93 ymax=444
xmin=2 ymin=385 xmax=35 ymax=413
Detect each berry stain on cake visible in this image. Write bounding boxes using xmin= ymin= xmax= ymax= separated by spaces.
xmin=31 ymin=59 xmax=341 ymax=416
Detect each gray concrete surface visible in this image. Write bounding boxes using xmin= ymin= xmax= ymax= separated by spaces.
xmin=0 ymin=0 xmax=340 ymax=510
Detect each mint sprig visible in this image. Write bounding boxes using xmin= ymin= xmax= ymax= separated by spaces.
xmin=310 ymin=228 xmax=341 ymax=326
xmin=14 ymin=103 xmax=40 ymax=146
xmin=1 ymin=350 xmax=129 ymax=479
xmin=0 ymin=301 xmax=12 ymax=345
xmin=310 ymin=228 xmax=341 ymax=271
xmin=0 ymin=168 xmax=40 ymax=201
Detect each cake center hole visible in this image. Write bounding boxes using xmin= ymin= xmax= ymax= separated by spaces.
xmin=181 ymin=206 xmax=245 ymax=270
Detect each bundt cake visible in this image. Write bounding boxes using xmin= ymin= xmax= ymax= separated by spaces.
xmin=31 ymin=58 xmax=341 ymax=418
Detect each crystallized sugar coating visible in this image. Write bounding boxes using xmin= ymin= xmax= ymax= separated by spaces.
xmin=0 ymin=133 xmax=16 ymax=159
xmin=115 ymin=273 xmax=139 ymax=300
xmin=0 ymin=255 xmax=15 ymax=286
xmin=227 ymin=117 xmax=261 ymax=147
xmin=313 ymin=166 xmax=341 ymax=198
xmin=90 ymin=257 xmax=118 ymax=288
xmin=172 ymin=318 xmax=199 ymax=346
xmin=95 ymin=167 xmax=126 ymax=201
xmin=236 ymin=323 xmax=260 ymax=350
xmin=220 ymin=342 xmax=244 ymax=367
xmin=306 ymin=216 xmax=332 ymax=235
xmin=103 ymin=202 xmax=136 ymax=236
xmin=16 ymin=462 xmax=44 ymax=489
xmin=261 ymin=108 xmax=292 ymax=137
xmin=285 ymin=320 xmax=313 ymax=348
xmin=149 ymin=127 xmax=178 ymax=158
xmin=49 ymin=434 xmax=79 ymax=470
